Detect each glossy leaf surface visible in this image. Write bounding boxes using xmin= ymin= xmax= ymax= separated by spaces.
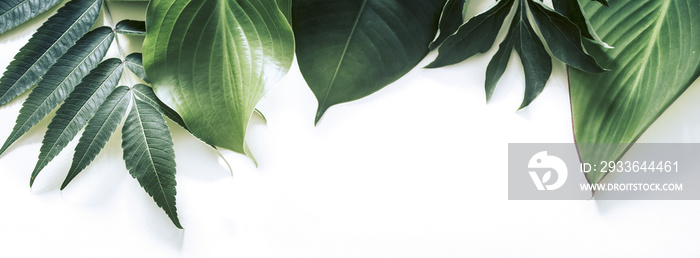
xmin=0 ymin=0 xmax=63 ymax=34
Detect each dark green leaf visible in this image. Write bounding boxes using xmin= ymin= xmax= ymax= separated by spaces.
xmin=0 ymin=0 xmax=102 ymax=106
xmin=485 ymin=0 xmax=551 ymax=109
xmin=527 ymin=0 xmax=605 ymax=73
xmin=62 ymin=86 xmax=131 ymax=189
xmin=276 ymin=0 xmax=292 ymax=25
xmin=31 ymin=58 xmax=123 ymax=185
xmin=143 ymin=0 xmax=294 ymax=153
xmin=429 ymin=0 xmax=470 ymax=50
xmin=122 ymin=98 xmax=180 ymax=229
xmin=426 ymin=0 xmax=514 ymax=68
xmin=293 ymin=0 xmax=447 ymax=123
xmin=125 ymin=53 xmax=149 ymax=83
xmin=552 ymin=0 xmax=610 ymax=48
xmin=0 ymin=0 xmax=63 ymax=34
xmin=0 ymin=27 xmax=114 ymax=155
xmin=132 ymin=84 xmax=186 ymax=129
xmin=570 ymin=0 xmax=700 ymax=184
xmin=115 ymin=19 xmax=146 ymax=36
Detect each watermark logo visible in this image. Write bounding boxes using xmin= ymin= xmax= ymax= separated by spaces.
xmin=528 ymin=151 xmax=568 ymax=190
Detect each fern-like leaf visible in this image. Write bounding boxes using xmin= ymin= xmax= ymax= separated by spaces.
xmin=0 ymin=0 xmax=102 ymax=105
xmin=0 ymin=27 xmax=114 ymax=156
xmin=132 ymin=84 xmax=186 ymax=129
xmin=0 ymin=0 xmax=63 ymax=34
xmin=30 ymin=58 xmax=123 ymax=185
xmin=122 ymin=97 xmax=181 ymax=228
xmin=62 ymin=86 xmax=131 ymax=189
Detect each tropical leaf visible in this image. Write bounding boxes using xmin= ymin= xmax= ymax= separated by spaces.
xmin=125 ymin=53 xmax=149 ymax=83
xmin=428 ymin=0 xmax=606 ymax=108
xmin=122 ymin=97 xmax=180 ymax=228
xmin=143 ymin=0 xmax=294 ymax=153
xmin=0 ymin=27 xmax=114 ymax=155
xmin=430 ymin=0 xmax=470 ymax=50
xmin=552 ymin=0 xmax=610 ymax=48
xmin=62 ymin=86 xmax=131 ymax=189
xmin=570 ymin=0 xmax=700 ymax=184
xmin=30 ymin=58 xmax=123 ymax=185
xmin=0 ymin=0 xmax=102 ymax=106
xmin=276 ymin=0 xmax=292 ymax=24
xmin=293 ymin=0 xmax=447 ymax=123
xmin=0 ymin=0 xmax=63 ymax=34
xmin=132 ymin=84 xmax=186 ymax=129
xmin=484 ymin=0 xmax=551 ymax=109
xmin=115 ymin=19 xmax=146 ymax=36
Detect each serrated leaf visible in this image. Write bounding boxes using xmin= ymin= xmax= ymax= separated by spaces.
xmin=122 ymin=98 xmax=180 ymax=229
xmin=31 ymin=58 xmax=123 ymax=185
xmin=527 ymin=0 xmax=605 ymax=73
xmin=115 ymin=19 xmax=146 ymax=36
xmin=0 ymin=0 xmax=63 ymax=34
xmin=426 ymin=0 xmax=514 ymax=68
xmin=552 ymin=0 xmax=610 ymax=48
xmin=294 ymin=0 xmax=447 ymax=123
xmin=570 ymin=0 xmax=700 ymax=184
xmin=62 ymin=86 xmax=131 ymax=189
xmin=125 ymin=53 xmax=149 ymax=83
xmin=0 ymin=0 xmax=102 ymax=106
xmin=430 ymin=0 xmax=470 ymax=50
xmin=0 ymin=27 xmax=114 ymax=155
xmin=484 ymin=0 xmax=551 ymax=109
xmin=143 ymin=0 xmax=294 ymax=153
xmin=132 ymin=84 xmax=186 ymax=129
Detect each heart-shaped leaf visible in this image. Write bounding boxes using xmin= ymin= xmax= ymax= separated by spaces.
xmin=143 ymin=0 xmax=294 ymax=153
xmin=0 ymin=0 xmax=102 ymax=106
xmin=570 ymin=0 xmax=700 ymax=184
xmin=0 ymin=0 xmax=63 ymax=34
xmin=293 ymin=0 xmax=447 ymax=123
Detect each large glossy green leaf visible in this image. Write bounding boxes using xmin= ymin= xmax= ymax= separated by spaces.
xmin=63 ymin=86 xmax=131 ymax=189
xmin=293 ymin=0 xmax=447 ymax=124
xmin=0 ymin=0 xmax=63 ymax=34
xmin=122 ymin=97 xmax=180 ymax=229
xmin=276 ymin=0 xmax=291 ymax=24
xmin=31 ymin=58 xmax=123 ymax=185
xmin=0 ymin=0 xmax=102 ymax=106
xmin=570 ymin=0 xmax=700 ymax=184
xmin=0 ymin=27 xmax=114 ymax=155
xmin=143 ymin=0 xmax=294 ymax=153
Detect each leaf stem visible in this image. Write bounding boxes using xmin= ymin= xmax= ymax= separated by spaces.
xmin=102 ymin=0 xmax=125 ymax=60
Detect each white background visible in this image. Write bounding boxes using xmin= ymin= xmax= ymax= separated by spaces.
xmin=1 ymin=1 xmax=700 ymax=257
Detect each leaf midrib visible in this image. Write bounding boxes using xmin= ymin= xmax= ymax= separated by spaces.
xmin=630 ymin=0 xmax=670 ymax=93
xmin=319 ymin=0 xmax=369 ymax=109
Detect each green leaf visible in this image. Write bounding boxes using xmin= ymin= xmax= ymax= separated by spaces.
xmin=426 ymin=0 xmax=514 ymax=68
xmin=62 ymin=86 xmax=131 ymax=189
xmin=132 ymin=84 xmax=186 ymax=129
xmin=552 ymin=0 xmax=610 ymax=48
xmin=430 ymin=0 xmax=470 ymax=50
xmin=276 ymin=0 xmax=291 ymax=25
xmin=0 ymin=27 xmax=114 ymax=155
xmin=485 ymin=0 xmax=551 ymax=109
xmin=122 ymin=97 xmax=180 ymax=229
xmin=0 ymin=0 xmax=102 ymax=106
xmin=293 ymin=0 xmax=447 ymax=123
xmin=31 ymin=58 xmax=123 ymax=185
xmin=570 ymin=0 xmax=700 ymax=184
xmin=527 ymin=0 xmax=605 ymax=73
xmin=0 ymin=0 xmax=63 ymax=34
xmin=115 ymin=19 xmax=146 ymax=36
xmin=143 ymin=0 xmax=294 ymax=153
xmin=125 ymin=53 xmax=149 ymax=83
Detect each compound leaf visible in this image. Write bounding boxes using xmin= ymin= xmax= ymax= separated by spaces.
xmin=0 ymin=0 xmax=63 ymax=34
xmin=115 ymin=19 xmax=146 ymax=36
xmin=0 ymin=0 xmax=102 ymax=106
xmin=570 ymin=0 xmax=700 ymax=184
xmin=143 ymin=0 xmax=294 ymax=153
xmin=31 ymin=58 xmax=123 ymax=185
xmin=132 ymin=84 xmax=186 ymax=129
xmin=0 ymin=27 xmax=114 ymax=155
xmin=430 ymin=0 xmax=470 ymax=50
xmin=125 ymin=53 xmax=149 ymax=83
xmin=122 ymin=97 xmax=180 ymax=229
xmin=294 ymin=0 xmax=447 ymax=123
xmin=62 ymin=86 xmax=131 ymax=189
